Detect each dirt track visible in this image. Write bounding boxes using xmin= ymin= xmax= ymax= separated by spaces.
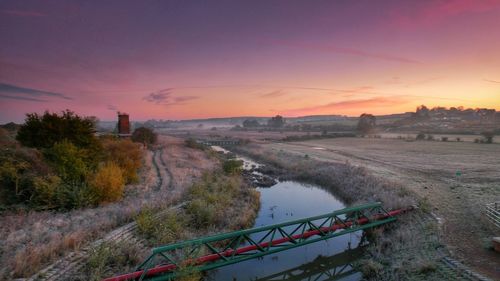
xmin=20 ymin=136 xmax=218 ymax=280
xmin=266 ymin=137 xmax=500 ymax=279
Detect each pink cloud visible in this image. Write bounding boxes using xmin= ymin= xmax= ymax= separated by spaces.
xmin=259 ymin=90 xmax=287 ymax=98
xmin=484 ymin=79 xmax=500 ymax=84
xmin=283 ymin=96 xmax=411 ymax=116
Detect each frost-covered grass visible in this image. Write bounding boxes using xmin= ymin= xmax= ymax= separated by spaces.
xmin=0 ymin=136 xmax=218 ymax=279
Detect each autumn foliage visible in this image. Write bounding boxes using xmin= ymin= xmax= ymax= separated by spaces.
xmin=0 ymin=110 xmax=144 ymax=210
xmin=89 ymin=162 xmax=125 ymax=203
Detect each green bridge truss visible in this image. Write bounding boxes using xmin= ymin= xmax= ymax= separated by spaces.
xmin=107 ymin=202 xmax=398 ymax=281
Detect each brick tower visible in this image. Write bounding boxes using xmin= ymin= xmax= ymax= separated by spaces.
xmin=117 ymin=112 xmax=131 ymax=136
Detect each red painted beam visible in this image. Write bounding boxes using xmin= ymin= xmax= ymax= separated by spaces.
xmin=103 ymin=208 xmax=409 ymax=281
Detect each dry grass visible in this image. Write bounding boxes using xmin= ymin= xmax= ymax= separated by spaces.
xmin=72 ymin=240 xmax=145 ymax=281
xmin=229 ymin=138 xmax=499 ymax=279
xmin=0 ymin=136 xmax=220 ymax=280
xmin=232 ymin=143 xmax=415 ymax=210
xmin=262 ymin=137 xmax=500 ymax=279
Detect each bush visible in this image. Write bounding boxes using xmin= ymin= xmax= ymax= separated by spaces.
xmin=31 ymin=175 xmax=62 ymax=208
xmin=44 ymin=140 xmax=90 ymax=182
xmin=481 ymin=131 xmax=494 ymax=144
xmin=441 ymin=137 xmax=448 ymax=142
xmin=135 ymin=208 xmax=185 ymax=244
xmin=185 ymin=199 xmax=217 ymax=227
xmin=101 ymin=139 xmax=142 ymax=183
xmin=222 ymin=159 xmax=243 ymax=175
xmin=360 ymin=259 xmax=383 ymax=278
xmin=0 ymin=142 xmax=49 ymax=205
xmin=416 ymin=133 xmax=426 ymax=140
xmin=89 ymin=162 xmax=125 ymax=203
xmin=185 ymin=173 xmax=241 ymax=228
xmin=185 ymin=138 xmax=205 ymax=150
xmin=82 ymin=241 xmax=143 ymax=281
xmin=131 ymin=127 xmax=157 ymax=147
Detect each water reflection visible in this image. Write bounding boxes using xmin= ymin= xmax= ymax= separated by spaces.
xmin=205 ymin=181 xmax=363 ymax=281
xmin=255 ymin=247 xmax=363 ymax=281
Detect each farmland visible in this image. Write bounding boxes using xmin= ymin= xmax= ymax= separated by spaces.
xmin=262 ymin=137 xmax=500 ymax=278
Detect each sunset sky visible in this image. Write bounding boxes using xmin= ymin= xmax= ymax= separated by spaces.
xmin=1 ymin=0 xmax=500 ymax=122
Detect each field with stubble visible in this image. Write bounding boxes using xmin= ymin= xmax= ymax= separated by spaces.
xmin=265 ymin=137 xmax=500 ymax=279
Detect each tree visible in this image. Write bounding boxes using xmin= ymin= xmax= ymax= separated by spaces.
xmin=132 ymin=127 xmax=157 ymax=147
xmin=415 ymin=105 xmax=430 ymax=118
xmin=16 ymin=110 xmax=99 ymax=149
xmin=243 ymin=119 xmax=260 ymax=128
xmin=267 ymin=115 xmax=285 ymax=128
xmin=481 ymin=131 xmax=494 ymax=144
xmin=357 ymin=114 xmax=376 ymax=135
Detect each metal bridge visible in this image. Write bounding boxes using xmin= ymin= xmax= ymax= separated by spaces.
xmin=197 ymin=139 xmax=241 ymax=146
xmin=104 ymin=202 xmax=409 ymax=281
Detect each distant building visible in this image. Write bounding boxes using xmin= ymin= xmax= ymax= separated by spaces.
xmin=117 ymin=112 xmax=132 ymax=137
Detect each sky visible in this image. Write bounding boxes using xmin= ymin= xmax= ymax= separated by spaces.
xmin=1 ymin=0 xmax=500 ymax=122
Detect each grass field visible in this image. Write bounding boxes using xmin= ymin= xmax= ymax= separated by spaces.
xmin=265 ymin=137 xmax=500 ymax=279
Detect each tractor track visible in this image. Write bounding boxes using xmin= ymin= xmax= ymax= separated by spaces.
xmin=23 ymin=148 xmax=176 ymax=281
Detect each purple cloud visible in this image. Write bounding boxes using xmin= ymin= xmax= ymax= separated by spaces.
xmin=143 ymin=89 xmax=199 ymax=106
xmin=0 ymin=82 xmax=72 ymax=101
xmin=1 ymin=9 xmax=47 ymax=17
xmin=273 ymin=40 xmax=420 ymax=64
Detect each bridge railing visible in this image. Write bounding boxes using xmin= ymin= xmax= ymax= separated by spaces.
xmin=485 ymin=202 xmax=500 ymax=228
xmin=104 ymin=202 xmax=406 ymax=281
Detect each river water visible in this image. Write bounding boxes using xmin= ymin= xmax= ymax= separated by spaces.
xmin=205 ymin=147 xmax=363 ymax=281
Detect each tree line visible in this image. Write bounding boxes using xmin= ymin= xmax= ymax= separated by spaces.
xmin=0 ymin=110 xmax=157 ymax=210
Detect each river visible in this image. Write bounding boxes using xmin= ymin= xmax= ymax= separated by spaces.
xmin=205 ymin=147 xmax=364 ymax=281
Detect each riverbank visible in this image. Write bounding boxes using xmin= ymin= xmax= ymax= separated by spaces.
xmin=74 ymin=137 xmax=260 ymax=281
xmin=229 ymin=142 xmax=485 ymax=280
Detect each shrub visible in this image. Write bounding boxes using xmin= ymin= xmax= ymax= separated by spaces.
xmin=0 ymin=143 xmax=49 ymax=205
xmin=185 ymin=138 xmax=205 ymax=150
xmin=416 ymin=260 xmax=437 ymax=274
xmin=101 ymin=139 xmax=142 ymax=183
xmin=185 ymin=173 xmax=241 ymax=228
xmin=222 ymin=159 xmax=243 ymax=175
xmin=360 ymin=259 xmax=383 ymax=278
xmin=481 ymin=131 xmax=494 ymax=144
xmin=132 ymin=127 xmax=157 ymax=147
xmin=44 ymin=140 xmax=90 ymax=182
xmin=426 ymin=134 xmax=434 ymax=141
xmin=31 ymin=175 xmax=62 ymax=208
xmin=185 ymin=199 xmax=217 ymax=227
xmin=136 ymin=208 xmax=185 ymax=244
xmin=416 ymin=133 xmax=426 ymax=140
xmin=82 ymin=241 xmax=143 ymax=281
xmin=441 ymin=137 xmax=448 ymax=142
xmin=89 ymin=162 xmax=125 ymax=203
